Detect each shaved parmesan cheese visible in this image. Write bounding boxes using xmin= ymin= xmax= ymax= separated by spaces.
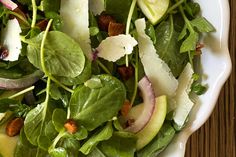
xmin=173 ymin=63 xmax=194 ymax=127
xmin=60 ymin=0 xmax=92 ymax=58
xmin=96 ymin=34 xmax=138 ymax=62
xmin=1 ymin=18 xmax=22 ymax=61
xmin=89 ymin=0 xmax=105 ymax=15
xmin=135 ymin=18 xmax=178 ymax=96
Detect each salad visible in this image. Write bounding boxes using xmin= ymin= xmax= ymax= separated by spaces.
xmin=0 ymin=0 xmax=215 ymax=157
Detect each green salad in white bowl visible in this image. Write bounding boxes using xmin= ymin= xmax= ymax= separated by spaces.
xmin=0 ymin=0 xmax=231 ymax=157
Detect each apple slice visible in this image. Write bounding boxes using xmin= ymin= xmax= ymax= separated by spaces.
xmin=128 ymin=95 xmax=167 ymax=150
xmin=137 ymin=0 xmax=170 ymax=25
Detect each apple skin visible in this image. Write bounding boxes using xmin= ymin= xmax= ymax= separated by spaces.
xmin=128 ymin=95 xmax=167 ymax=150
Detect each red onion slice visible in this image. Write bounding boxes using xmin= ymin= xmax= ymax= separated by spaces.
xmin=0 ymin=70 xmax=44 ymax=90
xmin=0 ymin=0 xmax=18 ymax=11
xmin=125 ymin=76 xmax=155 ymax=133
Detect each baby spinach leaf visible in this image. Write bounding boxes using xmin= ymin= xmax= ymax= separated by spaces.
xmin=99 ymin=131 xmax=137 ymax=157
xmin=49 ymin=147 xmax=67 ymax=157
xmin=105 ymin=0 xmax=132 ymax=23
xmin=155 ymin=17 xmax=188 ymax=77
xmin=45 ymin=121 xmax=58 ymax=140
xmin=24 ymin=104 xmax=45 ymax=145
xmin=52 ymin=108 xmax=67 ymax=132
xmin=38 ymin=135 xmax=52 ymax=151
xmin=137 ymin=123 xmax=175 ymax=157
xmin=45 ymin=12 xmax=63 ymax=31
xmin=80 ymin=122 xmax=113 ymax=155
xmin=70 ymin=75 xmax=126 ymax=130
xmin=56 ymin=58 xmax=91 ymax=86
xmin=27 ymin=31 xmax=85 ymax=77
xmin=87 ymin=147 xmax=106 ymax=157
xmin=59 ymin=138 xmax=80 ymax=157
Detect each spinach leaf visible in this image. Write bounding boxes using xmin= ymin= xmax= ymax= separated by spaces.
xmin=52 ymin=108 xmax=67 ymax=132
xmin=69 ymin=75 xmax=126 ymax=130
xmin=99 ymin=131 xmax=137 ymax=157
xmin=87 ymin=147 xmax=106 ymax=157
xmin=105 ymin=0 xmax=132 ymax=23
xmin=45 ymin=121 xmax=58 ymax=140
xmin=27 ymin=31 xmax=85 ymax=77
xmin=49 ymin=147 xmax=67 ymax=157
xmin=80 ymin=122 xmax=113 ymax=155
xmin=155 ymin=17 xmax=188 ymax=77
xmin=145 ymin=22 xmax=156 ymax=44
xmin=45 ymin=12 xmax=63 ymax=31
xmin=59 ymin=137 xmax=80 ymax=157
xmin=56 ymin=58 xmax=92 ymax=86
xmin=24 ymin=104 xmax=45 ymax=145
xmin=137 ymin=123 xmax=176 ymax=157
xmin=184 ymin=2 xmax=200 ymax=18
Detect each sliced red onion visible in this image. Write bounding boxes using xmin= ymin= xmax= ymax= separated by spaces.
xmin=0 ymin=70 xmax=44 ymax=90
xmin=125 ymin=76 xmax=156 ymax=133
xmin=0 ymin=0 xmax=18 ymax=11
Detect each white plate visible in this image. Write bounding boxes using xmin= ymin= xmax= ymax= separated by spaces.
xmin=159 ymin=0 xmax=232 ymax=156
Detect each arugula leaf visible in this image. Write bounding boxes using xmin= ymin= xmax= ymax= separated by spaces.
xmin=27 ymin=31 xmax=86 ymax=77
xmin=155 ymin=16 xmax=188 ymax=77
xmin=79 ymin=122 xmax=113 ymax=155
xmin=137 ymin=123 xmax=175 ymax=157
xmin=184 ymin=2 xmax=200 ymax=18
xmin=191 ymin=17 xmax=216 ymax=33
xmin=99 ymin=131 xmax=137 ymax=157
xmin=69 ymin=75 xmax=126 ymax=131
xmin=105 ymin=0 xmax=132 ymax=23
xmin=180 ymin=31 xmax=199 ymax=53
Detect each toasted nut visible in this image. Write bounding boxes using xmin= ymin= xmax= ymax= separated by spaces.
xmin=98 ymin=14 xmax=116 ymax=31
xmin=6 ymin=117 xmax=24 ymax=137
xmin=108 ymin=22 xmax=125 ymax=36
xmin=117 ymin=66 xmax=134 ymax=80
xmin=64 ymin=119 xmax=78 ymax=134
xmin=195 ymin=43 xmax=204 ymax=55
xmin=120 ymin=100 xmax=132 ymax=117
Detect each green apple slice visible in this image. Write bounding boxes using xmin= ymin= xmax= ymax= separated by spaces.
xmin=128 ymin=95 xmax=167 ymax=150
xmin=137 ymin=0 xmax=170 ymax=25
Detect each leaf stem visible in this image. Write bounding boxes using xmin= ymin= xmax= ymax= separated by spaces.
xmin=50 ymin=130 xmax=66 ymax=151
xmin=8 ymin=86 xmax=35 ymax=99
xmin=167 ymin=0 xmax=185 ymax=14
xmin=178 ymin=4 xmax=195 ymax=33
xmin=40 ymin=19 xmax=74 ymax=94
xmin=31 ymin=0 xmax=37 ymax=28
xmin=96 ymin=60 xmax=111 ymax=75
xmin=130 ymin=48 xmax=139 ymax=106
xmin=7 ymin=11 xmax=30 ymax=26
xmin=125 ymin=0 xmax=137 ymax=67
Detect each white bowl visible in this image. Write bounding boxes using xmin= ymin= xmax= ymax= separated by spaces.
xmin=158 ymin=0 xmax=232 ymax=156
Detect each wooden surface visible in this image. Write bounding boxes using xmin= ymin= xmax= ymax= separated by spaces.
xmin=185 ymin=0 xmax=236 ymax=157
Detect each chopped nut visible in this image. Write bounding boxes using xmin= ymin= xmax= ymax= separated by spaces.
xmin=64 ymin=119 xmax=78 ymax=134
xmin=6 ymin=117 xmax=24 ymax=137
xmin=117 ymin=66 xmax=134 ymax=80
xmin=195 ymin=43 xmax=204 ymax=55
xmin=98 ymin=14 xmax=116 ymax=31
xmin=120 ymin=100 xmax=132 ymax=117
xmin=108 ymin=22 xmax=125 ymax=36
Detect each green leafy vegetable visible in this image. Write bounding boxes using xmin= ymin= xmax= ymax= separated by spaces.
xmin=69 ymin=75 xmax=126 ymax=130
xmin=80 ymin=122 xmax=113 ymax=155
xmin=99 ymin=131 xmax=137 ymax=157
xmin=27 ymin=31 xmax=86 ymax=77
xmin=52 ymin=109 xmax=67 ymax=132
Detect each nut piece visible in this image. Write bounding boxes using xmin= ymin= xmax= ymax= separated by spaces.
xmin=5 ymin=117 xmax=24 ymax=137
xmin=108 ymin=22 xmax=125 ymax=36
xmin=117 ymin=66 xmax=134 ymax=80
xmin=64 ymin=119 xmax=78 ymax=134
xmin=120 ymin=100 xmax=132 ymax=117
xmin=0 ymin=46 xmax=9 ymax=60
xmin=98 ymin=14 xmax=116 ymax=31
xmin=36 ymin=19 xmax=49 ymax=31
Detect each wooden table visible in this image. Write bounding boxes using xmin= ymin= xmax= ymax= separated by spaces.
xmin=185 ymin=0 xmax=236 ymax=156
